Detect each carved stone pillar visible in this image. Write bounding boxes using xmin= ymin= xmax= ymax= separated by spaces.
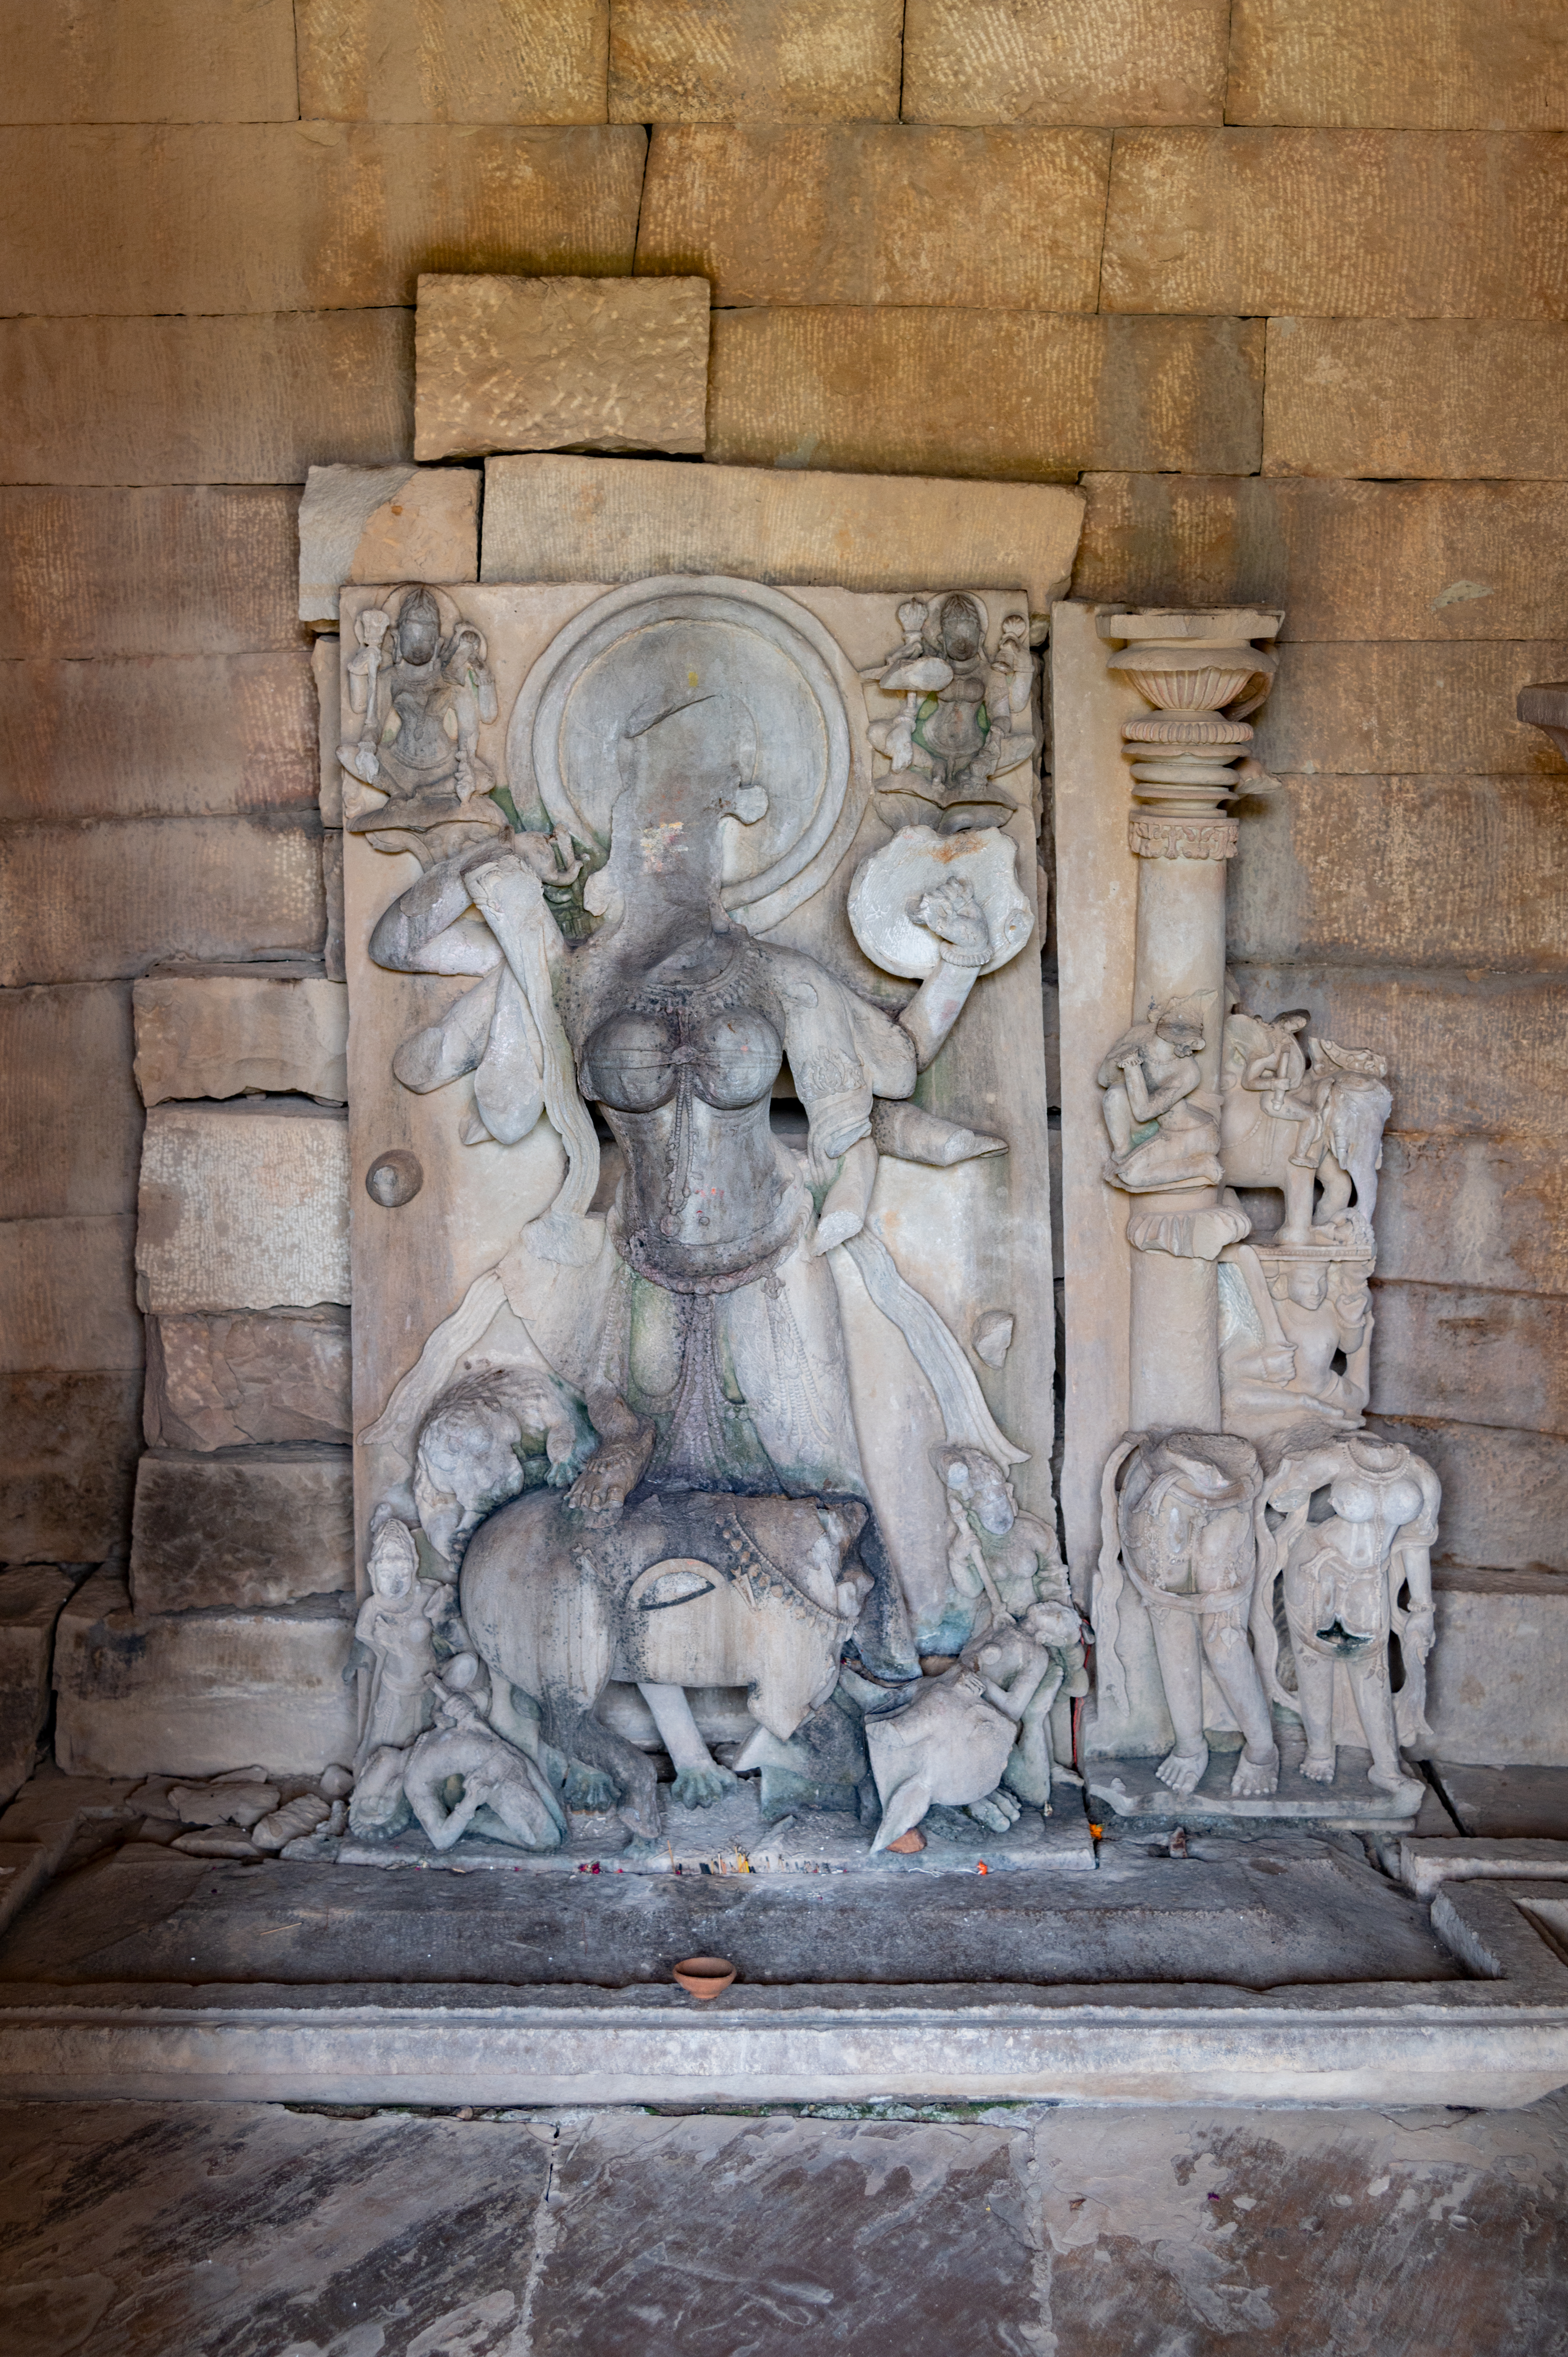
xmin=1097 ymin=610 xmax=1282 ymax=1429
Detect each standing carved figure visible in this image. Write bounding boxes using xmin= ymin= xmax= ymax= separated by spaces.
xmin=341 ymin=584 xmax=502 ymax=834
xmin=1218 ymin=1245 xmax=1373 ymax=1443
xmin=1097 ymin=1432 xmax=1279 ymax=1797
xmin=1254 ymin=1436 xmax=1439 ymax=1799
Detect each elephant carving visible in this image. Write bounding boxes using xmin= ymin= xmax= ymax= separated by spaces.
xmin=460 ymin=1489 xmax=895 ymax=1837
xmin=1220 ymin=1008 xmax=1391 ymax=1246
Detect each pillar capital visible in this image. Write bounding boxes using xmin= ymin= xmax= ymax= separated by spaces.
xmin=1097 ymin=607 xmax=1283 ymax=852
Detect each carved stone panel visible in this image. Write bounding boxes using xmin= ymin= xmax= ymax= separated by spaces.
xmin=339 ymin=573 xmax=1062 ymax=1858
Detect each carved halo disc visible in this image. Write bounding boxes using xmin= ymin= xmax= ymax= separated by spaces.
xmin=505 ymin=577 xmax=867 ymax=933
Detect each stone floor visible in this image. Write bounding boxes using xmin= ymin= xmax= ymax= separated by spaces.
xmin=1 ymin=2092 xmax=1565 ymax=2355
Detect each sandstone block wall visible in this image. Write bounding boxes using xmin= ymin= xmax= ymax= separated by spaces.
xmin=2 ymin=0 xmax=1563 ymax=1622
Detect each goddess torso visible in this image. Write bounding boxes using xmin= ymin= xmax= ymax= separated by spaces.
xmin=571 ymin=935 xmax=802 ymax=1290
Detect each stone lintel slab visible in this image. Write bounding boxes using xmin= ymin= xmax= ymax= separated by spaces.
xmin=0 ymin=1973 xmax=1564 ymax=2109
xmin=297 ymin=463 xmax=479 ymax=626
xmin=133 ymin=967 xmax=346 ymax=1107
xmin=481 ymin=454 xmax=1085 ymax=635
xmin=415 ymin=274 xmax=710 ymax=463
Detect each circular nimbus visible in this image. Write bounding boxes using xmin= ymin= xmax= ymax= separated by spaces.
xmin=505 ymin=578 xmax=867 ymax=934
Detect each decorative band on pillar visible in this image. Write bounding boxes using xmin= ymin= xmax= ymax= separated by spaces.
xmin=1128 ymin=814 xmax=1238 ymax=861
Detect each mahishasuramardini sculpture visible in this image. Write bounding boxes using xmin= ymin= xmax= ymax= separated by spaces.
xmin=339 ymin=577 xmax=1076 ymax=1856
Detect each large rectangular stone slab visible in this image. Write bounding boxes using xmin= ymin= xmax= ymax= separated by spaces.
xmin=1227 ymin=963 xmax=1568 ymax=1144
xmin=0 ymin=1371 xmax=142 ymax=1564
xmin=610 ymin=0 xmax=902 ymax=121
xmin=129 ymin=1447 xmax=354 ymax=1614
xmin=1104 ymin=131 xmax=1568 ymax=318
xmin=298 ymin=464 xmax=480 ymax=625
xmin=1376 ymin=1134 xmax=1568 ymax=1298
xmin=3 ymin=654 xmax=316 ymax=822
xmin=0 ymin=0 xmax=298 ymax=123
xmin=1425 ymin=1571 xmax=1568 ymax=1768
xmin=0 ymin=126 xmax=646 ymax=316
xmin=902 ymin=0 xmax=1229 ymax=125
xmin=637 ymin=124 xmax=1109 ymax=309
xmin=0 ymin=314 xmax=414 ymax=488
xmin=145 ymin=1310 xmax=351 ymax=1452
xmin=1228 ymin=0 xmax=1568 ymax=130
xmin=297 ymin=0 xmax=609 ymax=123
xmin=0 ymin=488 xmax=302 ymax=659
xmin=1074 ymin=475 xmax=1568 ymax=641
xmin=0 ymin=983 xmax=140 ymax=1221
xmin=1371 ymin=1282 xmax=1568 ymax=1436
xmin=1264 ymin=319 xmax=1568 ymax=478
xmin=0 ymin=1568 xmax=80 ymax=1805
xmin=0 ymin=818 xmax=325 ymax=987
xmin=133 ymin=968 xmax=347 ymax=1107
xmin=1430 ymin=1760 xmax=1568 ymax=1835
xmin=136 ymin=1102 xmax=350 ymax=1316
xmin=708 ymin=310 xmax=1264 ymax=480
xmin=414 ymin=274 xmax=709 ymax=461
xmin=1253 ymin=641 xmax=1568 ymax=775
xmin=1230 ymin=776 xmax=1568 ymax=970
xmin=0 ymin=1217 xmax=141 ymax=1375
xmin=53 ymin=1569 xmax=357 ymax=1782
xmin=482 ymin=454 xmax=1085 ymax=632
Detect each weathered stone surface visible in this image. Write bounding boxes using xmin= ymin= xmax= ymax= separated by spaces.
xmin=1430 ymin=1760 xmax=1568 ymax=1836
xmin=53 ymin=1568 xmax=357 ymax=1781
xmin=129 ymin=1447 xmax=354 ymax=1615
xmin=1253 ymin=642 xmax=1568 ymax=775
xmin=0 ymin=984 xmax=140 ymax=1221
xmin=708 ymin=310 xmax=1264 ymax=480
xmin=1424 ymin=1570 xmax=1568 ymax=1767
xmin=0 ymin=126 xmax=646 ymax=316
xmin=0 ymin=314 xmax=414 ymax=488
xmin=0 ymin=1568 xmax=79 ymax=1805
xmin=1051 ymin=604 xmax=1139 ymax=1588
xmin=1264 ymin=319 xmax=1568 ymax=478
xmin=1229 ymin=0 xmax=1568 ymax=130
xmin=0 ymin=0 xmax=299 ymax=123
xmin=0 ymin=1217 xmax=141 ymax=1374
xmin=1104 ymin=132 xmax=1568 ymax=318
xmin=1075 ymin=475 xmax=1568 ymax=640
xmin=145 ymin=1310 xmax=351 ymax=1452
xmin=297 ymin=0 xmax=609 ymax=124
xmin=0 ymin=488 xmax=301 ymax=660
xmin=482 ymin=454 xmax=1085 ymax=629
xmin=1371 ymin=1282 xmax=1568 ymax=1436
xmin=637 ymin=124 xmax=1109 ymax=309
xmin=313 ymin=636 xmax=342 ymax=826
xmin=1376 ymin=1134 xmax=1568 ymax=1298
xmin=1 ymin=2097 xmax=1564 ymax=2353
xmin=298 ymin=464 xmax=480 ymax=625
xmin=1229 ymin=963 xmax=1568 ymax=1144
xmin=611 ymin=0 xmax=901 ymax=121
xmin=136 ymin=1101 xmax=350 ymax=1316
xmin=0 ymin=1372 xmax=142 ymax=1564
xmin=133 ymin=968 xmax=347 ymax=1107
xmin=415 ymin=274 xmax=709 ymax=462
xmin=2 ymin=654 xmax=316 ymax=821
xmin=322 ymin=832 xmax=346 ymax=984
xmin=1231 ymin=777 xmax=1568 ymax=970
xmin=0 ymin=818 xmax=325 ymax=988
xmin=902 ymin=0 xmax=1229 ymax=125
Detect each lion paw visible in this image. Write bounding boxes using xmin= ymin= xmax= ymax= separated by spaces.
xmin=1300 ymin=1752 xmax=1337 ymax=1786
xmin=562 ymin=1762 xmax=619 ymax=1810
xmin=671 ymin=1764 xmax=738 ymax=1810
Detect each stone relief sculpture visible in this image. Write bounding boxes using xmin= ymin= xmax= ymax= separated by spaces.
xmin=1081 ymin=609 xmax=1440 ymax=1825
xmin=864 ymin=591 xmax=1037 ymax=832
xmin=339 ymin=577 xmax=1058 ymax=1857
xmin=1252 ymin=1436 xmax=1440 ymax=1800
